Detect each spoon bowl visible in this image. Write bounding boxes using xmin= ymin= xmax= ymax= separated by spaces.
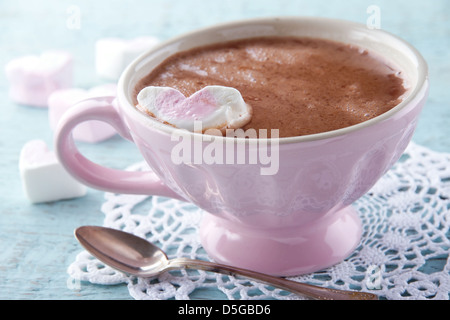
xmin=75 ymin=225 xmax=378 ymax=300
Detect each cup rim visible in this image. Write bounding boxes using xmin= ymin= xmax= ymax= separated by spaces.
xmin=117 ymin=16 xmax=429 ymax=145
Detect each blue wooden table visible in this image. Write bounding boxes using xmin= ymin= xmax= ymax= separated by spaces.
xmin=1 ymin=0 xmax=449 ymax=300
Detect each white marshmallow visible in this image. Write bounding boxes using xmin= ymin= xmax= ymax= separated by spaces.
xmin=95 ymin=36 xmax=160 ymax=80
xmin=5 ymin=51 xmax=73 ymax=107
xmin=19 ymin=140 xmax=87 ymax=204
xmin=48 ymin=84 xmax=117 ymax=143
xmin=136 ymin=86 xmax=252 ymax=133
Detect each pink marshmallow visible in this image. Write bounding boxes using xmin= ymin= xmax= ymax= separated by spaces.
xmin=136 ymin=86 xmax=252 ymax=133
xmin=48 ymin=84 xmax=117 ymax=143
xmin=5 ymin=51 xmax=73 ymax=107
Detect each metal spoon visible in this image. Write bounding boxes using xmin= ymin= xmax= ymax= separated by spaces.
xmin=74 ymin=225 xmax=378 ymax=300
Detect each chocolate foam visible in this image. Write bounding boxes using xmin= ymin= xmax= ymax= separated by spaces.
xmin=135 ymin=37 xmax=407 ymax=138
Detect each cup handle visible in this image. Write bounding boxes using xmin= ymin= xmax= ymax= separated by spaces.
xmin=54 ymin=96 xmax=183 ymax=200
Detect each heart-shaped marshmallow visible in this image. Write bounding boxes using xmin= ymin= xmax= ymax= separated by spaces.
xmin=136 ymin=86 xmax=252 ymax=133
xmin=96 ymin=36 xmax=160 ymax=80
xmin=19 ymin=140 xmax=87 ymax=204
xmin=5 ymin=50 xmax=73 ymax=107
xmin=48 ymin=84 xmax=117 ymax=143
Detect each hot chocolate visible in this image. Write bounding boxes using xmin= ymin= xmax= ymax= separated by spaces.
xmin=134 ymin=36 xmax=407 ymax=138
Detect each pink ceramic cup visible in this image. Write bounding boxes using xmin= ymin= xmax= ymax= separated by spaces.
xmin=55 ymin=17 xmax=429 ymax=276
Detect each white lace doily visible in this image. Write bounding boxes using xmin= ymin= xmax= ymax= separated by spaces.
xmin=67 ymin=142 xmax=450 ymax=300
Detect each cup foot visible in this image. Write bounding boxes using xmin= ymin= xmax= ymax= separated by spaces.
xmin=199 ymin=206 xmax=362 ymax=277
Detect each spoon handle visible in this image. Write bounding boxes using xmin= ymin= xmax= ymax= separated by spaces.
xmin=166 ymin=258 xmax=377 ymax=300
